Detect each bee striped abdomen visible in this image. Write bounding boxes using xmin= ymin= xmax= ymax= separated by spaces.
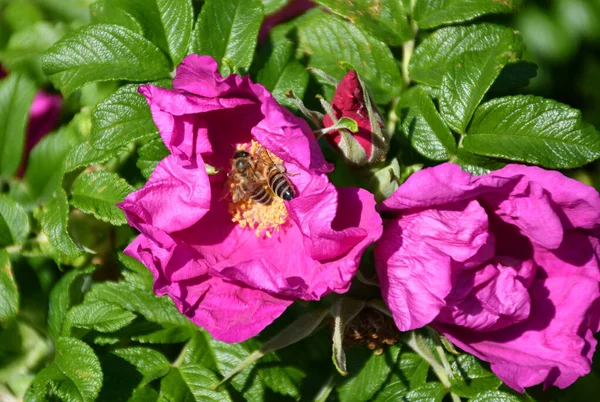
xmin=250 ymin=185 xmax=273 ymax=205
xmin=268 ymin=168 xmax=295 ymax=201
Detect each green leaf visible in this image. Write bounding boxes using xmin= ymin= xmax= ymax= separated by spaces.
xmin=404 ymin=382 xmax=447 ymax=402
xmin=410 ymin=24 xmax=519 ymax=87
xmin=90 ymin=82 xmax=165 ymax=150
xmin=41 ymin=188 xmax=84 ymax=260
xmin=297 ymin=11 xmax=402 ymax=104
xmin=161 ymin=365 xmax=233 ymax=402
xmin=0 ymin=21 xmax=66 ymax=84
xmin=26 ymin=336 xmax=103 ymax=401
xmin=262 ymin=0 xmax=288 ymax=14
xmin=0 ymin=250 xmax=19 ymax=326
xmin=337 ymin=347 xmax=401 ymax=402
xmin=137 ymin=137 xmax=170 ymax=179
xmin=0 ymin=73 xmax=36 ymax=176
xmin=414 ymin=0 xmax=523 ymax=29
xmin=48 ymin=267 xmax=95 ymax=340
xmin=372 ymin=350 xmax=430 ymax=401
xmin=24 ymin=363 xmax=64 ymax=400
xmin=0 ymin=195 xmax=30 ymax=247
xmin=314 ymin=0 xmax=411 ymax=46
xmin=257 ymin=362 xmax=304 ymax=399
xmin=35 ymin=0 xmax=93 ymax=23
xmin=449 ymin=354 xmax=502 ymax=398
xmin=439 ymin=29 xmax=520 ymax=133
xmin=64 ymin=141 xmax=118 ymax=173
xmin=192 ymin=0 xmax=264 ymax=76
xmin=22 ymin=127 xmax=78 ymax=204
xmin=42 ymin=24 xmax=171 ymax=96
xmin=0 ymin=320 xmax=50 ymax=387
xmin=463 ymin=95 xmax=600 ymax=168
xmin=118 ymin=252 xmax=154 ymax=290
xmin=90 ymin=1 xmax=144 ymax=35
xmin=132 ymin=326 xmax=194 ymax=344
xmin=50 ymin=337 xmax=103 ymax=402
xmin=454 ymin=149 xmax=505 ymax=176
xmin=110 ymin=0 xmax=193 ymax=65
xmin=3 ymin=1 xmax=43 ymax=32
xmin=70 ymin=171 xmax=134 ymax=225
xmin=63 ymin=301 xmax=137 ymax=336
xmin=112 ymin=347 xmax=170 ymax=385
xmin=129 ymin=386 xmax=159 ymax=402
xmin=204 ymin=335 xmax=265 ymax=400
xmin=256 ymin=42 xmax=309 ymax=111
xmin=217 ymin=308 xmax=326 ymax=392
xmin=398 ymin=86 xmax=456 ymax=160
xmin=85 ymin=281 xmax=192 ymax=328
xmin=179 ymin=364 xmax=234 ymax=402
xmin=470 ymin=390 xmax=523 ymax=402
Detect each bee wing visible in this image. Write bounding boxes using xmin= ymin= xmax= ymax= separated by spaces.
xmin=256 ymin=145 xmax=275 ymax=169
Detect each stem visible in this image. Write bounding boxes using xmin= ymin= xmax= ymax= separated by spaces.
xmin=385 ymin=96 xmax=400 ymax=135
xmin=313 ymin=373 xmax=335 ymax=402
xmin=401 ymin=39 xmax=415 ymax=87
xmin=404 ymin=332 xmax=450 ymax=386
xmin=172 ymin=340 xmax=189 ymax=368
xmin=435 ymin=342 xmax=453 ymax=377
xmin=401 ymin=0 xmax=419 ymax=88
xmin=449 ymin=134 xmax=465 ymax=163
xmin=403 ymin=332 xmax=461 ymax=402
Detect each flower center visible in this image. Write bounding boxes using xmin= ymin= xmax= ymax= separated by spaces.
xmin=226 ymin=140 xmax=290 ymax=238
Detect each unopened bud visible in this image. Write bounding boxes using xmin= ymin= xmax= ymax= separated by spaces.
xmin=322 ymin=71 xmax=389 ymax=166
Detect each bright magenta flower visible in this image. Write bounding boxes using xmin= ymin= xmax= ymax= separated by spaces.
xmin=119 ymin=55 xmax=382 ymax=343
xmin=375 ymin=163 xmax=600 ymax=391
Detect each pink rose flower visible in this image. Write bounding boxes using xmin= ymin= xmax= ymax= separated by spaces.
xmin=375 ymin=163 xmax=600 ymax=391
xmin=2 ymin=66 xmax=62 ymax=176
xmin=26 ymin=91 xmax=62 ymax=151
xmin=119 ymin=55 xmax=382 ymax=343
xmin=18 ymin=90 xmax=62 ymax=176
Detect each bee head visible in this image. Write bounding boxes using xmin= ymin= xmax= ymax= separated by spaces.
xmin=233 ymin=150 xmax=250 ymax=159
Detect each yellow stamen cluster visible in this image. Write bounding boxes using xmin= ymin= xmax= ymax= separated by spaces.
xmin=226 ymin=141 xmax=289 ymax=238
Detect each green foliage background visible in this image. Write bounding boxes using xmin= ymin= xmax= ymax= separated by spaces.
xmin=0 ymin=0 xmax=599 ymax=401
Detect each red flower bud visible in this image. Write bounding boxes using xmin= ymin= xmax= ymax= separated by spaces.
xmin=323 ymin=71 xmax=389 ymax=166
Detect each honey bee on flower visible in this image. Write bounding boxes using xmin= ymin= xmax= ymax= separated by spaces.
xmin=118 ymin=55 xmax=383 ymax=343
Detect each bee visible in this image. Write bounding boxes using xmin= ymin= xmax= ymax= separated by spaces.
xmin=256 ymin=146 xmax=296 ymax=201
xmin=230 ymin=149 xmax=272 ymax=205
